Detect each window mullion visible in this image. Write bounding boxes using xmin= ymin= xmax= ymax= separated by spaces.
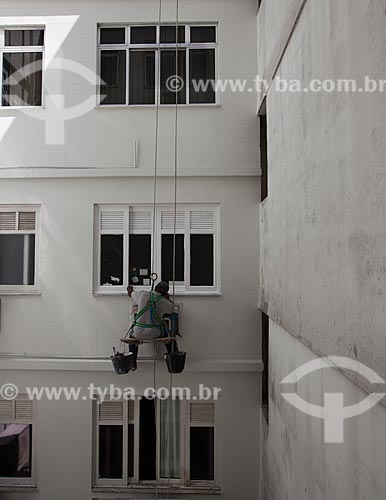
xmin=122 ymin=401 xmax=129 ymax=485
xmin=185 ymin=211 xmax=190 ymax=289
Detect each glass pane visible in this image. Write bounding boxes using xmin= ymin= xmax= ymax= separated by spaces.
xmin=161 ymin=234 xmax=185 ymax=283
xmin=0 ymin=424 xmax=32 ymax=478
xmin=129 ymin=50 xmax=155 ymax=105
xmin=139 ymin=398 xmax=156 ymax=480
xmin=190 ymin=26 xmax=216 ymax=43
xmin=98 ymin=425 xmax=123 ymax=479
xmin=160 ymin=50 xmax=186 ymax=105
xmin=100 ymin=50 xmax=127 ymax=105
xmin=160 ymin=400 xmax=181 ymax=479
xmin=128 ymin=424 xmax=134 ymax=478
xmin=189 ymin=49 xmax=216 ymax=104
xmin=160 ymin=26 xmax=185 ymax=44
xmin=100 ymin=27 xmax=126 ymax=45
xmin=100 ymin=234 xmax=123 ymax=286
xmin=129 ymin=234 xmax=151 ymax=285
xmin=190 ymin=234 xmax=214 ymax=286
xmin=2 ymin=52 xmax=43 ymax=106
xmin=131 ymin=26 xmax=156 ymax=44
xmin=190 ymin=427 xmax=214 ymax=480
xmin=0 ymin=234 xmax=35 ymax=285
xmin=5 ymin=29 xmax=44 ymax=46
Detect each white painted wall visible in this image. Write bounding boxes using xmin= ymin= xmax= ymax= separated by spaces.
xmin=258 ymin=0 xmax=386 ymax=497
xmin=261 ymin=321 xmax=386 ymax=500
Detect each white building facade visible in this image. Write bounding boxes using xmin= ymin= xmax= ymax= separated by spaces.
xmin=0 ymin=1 xmax=262 ymax=499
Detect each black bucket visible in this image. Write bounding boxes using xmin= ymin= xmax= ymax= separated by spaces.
xmin=111 ymin=353 xmax=133 ymax=375
xmin=165 ymin=352 xmax=186 ymax=374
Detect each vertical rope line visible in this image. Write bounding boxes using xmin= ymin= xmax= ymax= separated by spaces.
xmin=172 ymin=0 xmax=179 ymax=304
xmin=152 ymin=0 xmax=163 ymax=274
xmin=153 ymin=5 xmax=162 ymax=500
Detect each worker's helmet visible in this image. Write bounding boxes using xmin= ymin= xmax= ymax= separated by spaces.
xmin=155 ymin=281 xmax=170 ymax=296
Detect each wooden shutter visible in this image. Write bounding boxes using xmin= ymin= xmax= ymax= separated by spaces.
xmin=189 ymin=210 xmax=215 ymax=231
xmin=161 ymin=210 xmax=185 ymax=231
xmin=128 ymin=400 xmax=135 ymax=422
xmin=129 ymin=209 xmax=152 ymax=232
xmin=190 ymin=402 xmax=215 ymax=424
xmin=0 ymin=212 xmax=17 ymax=230
xmin=100 ymin=210 xmax=125 ymax=231
xmin=15 ymin=400 xmax=33 ymax=421
xmin=18 ymin=212 xmax=36 ymax=231
xmin=98 ymin=401 xmax=124 ymax=421
xmin=0 ymin=400 xmax=14 ymax=421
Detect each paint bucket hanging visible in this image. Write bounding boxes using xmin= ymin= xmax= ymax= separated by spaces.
xmin=111 ymin=351 xmax=133 ymax=375
xmin=165 ymin=351 xmax=186 ymax=374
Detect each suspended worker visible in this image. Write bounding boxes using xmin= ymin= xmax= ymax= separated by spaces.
xmin=126 ymin=281 xmax=179 ymax=370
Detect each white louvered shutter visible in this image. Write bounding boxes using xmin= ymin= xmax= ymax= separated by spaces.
xmin=128 ymin=400 xmax=135 ymax=422
xmin=190 ymin=402 xmax=215 ymax=425
xmin=0 ymin=212 xmax=17 ymax=230
xmin=100 ymin=210 xmax=125 ymax=232
xmin=18 ymin=212 xmax=36 ymax=231
xmin=161 ymin=210 xmax=185 ymax=231
xmin=15 ymin=400 xmax=33 ymax=422
xmin=129 ymin=209 xmax=152 ymax=232
xmin=0 ymin=400 xmax=14 ymax=421
xmin=189 ymin=210 xmax=215 ymax=232
xmin=98 ymin=401 xmax=124 ymax=421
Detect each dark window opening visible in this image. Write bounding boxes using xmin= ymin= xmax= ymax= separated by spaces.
xmin=0 ymin=424 xmax=32 ymax=478
xmin=129 ymin=234 xmax=151 ymax=285
xmin=259 ymin=100 xmax=268 ymax=201
xmin=161 ymin=234 xmax=185 ymax=283
xmin=160 ymin=50 xmax=186 ymax=105
xmin=128 ymin=424 xmax=134 ymax=478
xmin=5 ymin=29 xmax=44 ymax=47
xmin=190 ymin=427 xmax=214 ymax=480
xmin=129 ymin=51 xmax=155 ymax=105
xmin=139 ymin=398 xmax=156 ymax=480
xmin=131 ymin=26 xmax=156 ymax=45
xmin=262 ymin=312 xmax=269 ymax=422
xmin=100 ymin=27 xmax=126 ymax=45
xmin=160 ymin=26 xmax=185 ymax=44
xmin=0 ymin=234 xmax=35 ymax=286
xmin=100 ymin=50 xmax=127 ymax=105
xmin=189 ymin=49 xmax=216 ymax=104
xmin=2 ymin=52 xmax=43 ymax=106
xmin=100 ymin=234 xmax=123 ymax=286
xmin=190 ymin=234 xmax=214 ymax=286
xmin=190 ymin=26 xmax=216 ymax=43
xmin=99 ymin=425 xmax=123 ymax=479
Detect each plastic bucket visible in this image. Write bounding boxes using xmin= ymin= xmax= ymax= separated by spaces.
xmin=111 ymin=353 xmax=133 ymax=375
xmin=165 ymin=352 xmax=186 ymax=374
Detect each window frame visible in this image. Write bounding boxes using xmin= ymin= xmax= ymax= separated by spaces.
xmin=0 ymin=397 xmax=36 ymax=487
xmin=93 ymin=398 xmax=220 ymax=490
xmin=0 ymin=205 xmax=40 ymax=295
xmin=97 ymin=23 xmax=219 ymax=107
xmin=94 ymin=204 xmax=221 ymax=296
xmin=0 ymin=26 xmax=45 ymax=109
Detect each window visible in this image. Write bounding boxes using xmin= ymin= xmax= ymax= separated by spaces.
xmin=95 ymin=205 xmax=219 ymax=294
xmin=0 ymin=28 xmax=44 ymax=107
xmin=259 ymin=99 xmax=268 ymax=201
xmin=94 ymin=398 xmax=218 ymax=489
xmin=261 ymin=311 xmax=269 ymax=422
xmin=98 ymin=25 xmax=217 ymax=106
xmin=0 ymin=207 xmax=39 ymax=292
xmin=0 ymin=398 xmax=35 ymax=486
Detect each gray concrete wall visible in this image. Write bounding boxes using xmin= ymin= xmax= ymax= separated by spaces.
xmin=259 ymin=0 xmax=386 ymax=387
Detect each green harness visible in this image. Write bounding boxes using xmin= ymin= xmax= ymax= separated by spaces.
xmin=131 ymin=292 xmax=166 ymax=333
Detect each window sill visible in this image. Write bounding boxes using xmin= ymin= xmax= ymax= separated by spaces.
xmin=95 ymin=103 xmax=221 ymax=109
xmin=0 ymin=106 xmax=44 ymax=110
xmin=93 ymin=485 xmax=221 ymax=495
xmin=93 ymin=291 xmax=222 ymax=297
xmin=0 ymin=289 xmax=41 ymax=296
xmin=0 ymin=484 xmax=37 ymax=492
